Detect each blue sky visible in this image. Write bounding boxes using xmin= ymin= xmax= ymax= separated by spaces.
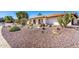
xmin=0 ymin=11 xmax=78 ymax=19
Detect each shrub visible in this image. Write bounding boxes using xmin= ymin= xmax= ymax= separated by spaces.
xmin=57 ymin=27 xmax=60 ymax=31
xmin=20 ymin=18 xmax=27 ymax=26
xmin=3 ymin=16 xmax=14 ymax=23
xmin=40 ymin=24 xmax=46 ymax=27
xmin=49 ymin=25 xmax=52 ymax=27
xmin=15 ymin=18 xmax=27 ymax=26
xmin=15 ymin=19 xmax=20 ymax=24
xmin=42 ymin=24 xmax=46 ymax=27
xmin=39 ymin=24 xmax=42 ymax=27
xmin=42 ymin=27 xmax=46 ymax=30
xmin=9 ymin=26 xmax=20 ymax=32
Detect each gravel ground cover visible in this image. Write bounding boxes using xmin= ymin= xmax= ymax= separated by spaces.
xmin=0 ymin=26 xmax=11 ymax=48
xmin=1 ymin=26 xmax=79 ymax=48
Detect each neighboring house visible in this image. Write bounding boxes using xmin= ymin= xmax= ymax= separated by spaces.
xmin=72 ymin=18 xmax=79 ymax=25
xmin=30 ymin=13 xmax=78 ymax=26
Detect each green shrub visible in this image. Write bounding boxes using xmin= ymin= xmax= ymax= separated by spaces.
xmin=40 ymin=24 xmax=46 ymax=27
xmin=9 ymin=26 xmax=20 ymax=32
xmin=15 ymin=19 xmax=20 ymax=24
xmin=15 ymin=18 xmax=27 ymax=26
xmin=39 ymin=24 xmax=42 ymax=27
xmin=20 ymin=18 xmax=27 ymax=26
xmin=49 ymin=25 xmax=52 ymax=27
xmin=3 ymin=16 xmax=14 ymax=23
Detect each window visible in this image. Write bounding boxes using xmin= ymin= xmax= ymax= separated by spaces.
xmin=33 ymin=19 xmax=36 ymax=24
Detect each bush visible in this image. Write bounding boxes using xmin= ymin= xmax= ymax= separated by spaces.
xmin=3 ymin=16 xmax=14 ymax=23
xmin=39 ymin=24 xmax=46 ymax=27
xmin=49 ymin=25 xmax=52 ymax=27
xmin=15 ymin=18 xmax=27 ymax=26
xmin=39 ymin=24 xmax=42 ymax=27
xmin=9 ymin=26 xmax=20 ymax=32
xmin=20 ymin=18 xmax=27 ymax=26
xmin=15 ymin=19 xmax=20 ymax=24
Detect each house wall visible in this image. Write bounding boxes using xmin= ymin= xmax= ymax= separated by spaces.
xmin=73 ymin=18 xmax=79 ymax=25
xmin=43 ymin=18 xmax=47 ymax=24
xmin=39 ymin=19 xmax=43 ymax=24
xmin=68 ymin=22 xmax=72 ymax=26
xmin=31 ymin=17 xmax=72 ymax=26
xmin=45 ymin=17 xmax=72 ymax=26
xmin=46 ymin=17 xmax=59 ymax=25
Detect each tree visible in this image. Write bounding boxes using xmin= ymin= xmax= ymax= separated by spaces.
xmin=3 ymin=16 xmax=14 ymax=23
xmin=57 ymin=13 xmax=75 ymax=27
xmin=0 ymin=17 xmax=3 ymax=22
xmin=16 ymin=11 xmax=29 ymax=19
xmin=16 ymin=11 xmax=29 ymax=26
xmin=37 ymin=13 xmax=42 ymax=16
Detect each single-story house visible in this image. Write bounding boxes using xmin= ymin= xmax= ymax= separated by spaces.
xmin=30 ymin=13 xmax=78 ymax=26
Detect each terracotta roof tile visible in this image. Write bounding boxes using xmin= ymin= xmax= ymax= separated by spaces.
xmin=31 ymin=13 xmax=76 ymax=19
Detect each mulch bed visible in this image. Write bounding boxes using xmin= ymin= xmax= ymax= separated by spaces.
xmin=1 ymin=26 xmax=79 ymax=48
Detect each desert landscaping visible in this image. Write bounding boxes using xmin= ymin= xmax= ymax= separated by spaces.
xmin=1 ymin=25 xmax=79 ymax=48
xmin=0 ymin=11 xmax=79 ymax=48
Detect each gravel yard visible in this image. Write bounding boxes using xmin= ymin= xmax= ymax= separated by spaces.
xmin=1 ymin=26 xmax=79 ymax=48
xmin=0 ymin=26 xmax=11 ymax=48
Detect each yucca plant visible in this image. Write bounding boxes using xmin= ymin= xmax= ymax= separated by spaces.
xmin=57 ymin=13 xmax=75 ymax=27
xmin=57 ymin=16 xmax=63 ymax=27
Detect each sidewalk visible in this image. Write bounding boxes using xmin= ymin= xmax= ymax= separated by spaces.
xmin=0 ymin=26 xmax=11 ymax=48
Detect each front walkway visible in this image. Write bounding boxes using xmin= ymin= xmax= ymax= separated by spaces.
xmin=0 ymin=26 xmax=11 ymax=48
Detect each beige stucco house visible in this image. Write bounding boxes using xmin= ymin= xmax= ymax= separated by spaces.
xmin=29 ymin=13 xmax=78 ymax=26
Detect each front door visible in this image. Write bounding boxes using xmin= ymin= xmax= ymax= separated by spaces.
xmin=33 ymin=19 xmax=36 ymax=24
xmin=38 ymin=19 xmax=41 ymax=24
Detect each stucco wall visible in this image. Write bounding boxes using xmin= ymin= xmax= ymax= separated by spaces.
xmin=45 ymin=17 xmax=71 ymax=26
xmin=68 ymin=22 xmax=71 ymax=26
xmin=73 ymin=18 xmax=79 ymax=25
xmin=43 ymin=18 xmax=46 ymax=24
xmin=46 ymin=17 xmax=59 ymax=25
